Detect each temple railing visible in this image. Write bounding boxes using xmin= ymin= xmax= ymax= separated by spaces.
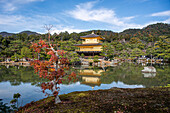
xmin=75 ymin=49 xmax=101 ymax=51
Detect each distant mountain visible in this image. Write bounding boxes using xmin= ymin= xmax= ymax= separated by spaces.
xmin=79 ymin=30 xmax=116 ymax=36
xmin=78 ymin=23 xmax=170 ymax=42
xmin=0 ymin=32 xmax=14 ymax=37
xmin=141 ymin=23 xmax=170 ymax=37
xmin=79 ymin=23 xmax=170 ymax=41
xmin=1 ymin=23 xmax=169 ymax=39
xmin=120 ymin=23 xmax=170 ymax=37
xmin=19 ymin=30 xmax=40 ymax=35
xmin=0 ymin=30 xmax=40 ymax=37
xmin=120 ymin=29 xmax=141 ymax=35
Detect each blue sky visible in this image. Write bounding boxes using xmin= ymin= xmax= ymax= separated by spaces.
xmin=0 ymin=0 xmax=169 ymax=34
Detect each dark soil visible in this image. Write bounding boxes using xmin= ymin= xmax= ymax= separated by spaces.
xmin=18 ymin=87 xmax=170 ymax=113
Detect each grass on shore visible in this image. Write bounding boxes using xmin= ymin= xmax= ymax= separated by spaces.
xmin=18 ymin=87 xmax=170 ymax=113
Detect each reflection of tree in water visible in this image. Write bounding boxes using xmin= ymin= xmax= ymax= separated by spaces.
xmin=0 ymin=65 xmax=81 ymax=86
xmin=0 ymin=65 xmax=104 ymax=88
xmin=0 ymin=63 xmax=169 ymax=88
xmin=100 ymin=63 xmax=170 ymax=87
xmin=0 ymin=65 xmax=47 ymax=86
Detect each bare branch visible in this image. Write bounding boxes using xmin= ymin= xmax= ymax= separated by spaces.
xmin=43 ymin=24 xmax=59 ymax=57
xmin=44 ymin=24 xmax=53 ymax=33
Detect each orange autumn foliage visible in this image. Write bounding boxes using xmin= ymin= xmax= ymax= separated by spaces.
xmin=30 ymin=39 xmax=76 ymax=97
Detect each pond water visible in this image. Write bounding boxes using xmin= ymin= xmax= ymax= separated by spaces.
xmin=0 ymin=63 xmax=169 ymax=106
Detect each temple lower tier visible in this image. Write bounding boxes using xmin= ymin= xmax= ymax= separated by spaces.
xmin=76 ymin=51 xmax=101 ymax=56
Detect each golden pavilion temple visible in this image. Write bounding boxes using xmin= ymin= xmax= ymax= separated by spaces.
xmin=74 ymin=32 xmax=104 ymax=56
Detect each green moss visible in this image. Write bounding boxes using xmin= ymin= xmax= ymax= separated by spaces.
xmin=18 ymin=87 xmax=170 ymax=113
xmin=77 ymin=93 xmax=88 ymax=97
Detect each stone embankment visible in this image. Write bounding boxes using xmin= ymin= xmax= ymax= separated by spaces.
xmin=0 ymin=61 xmax=30 ymax=66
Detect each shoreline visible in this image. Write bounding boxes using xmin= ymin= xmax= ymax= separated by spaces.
xmin=0 ymin=61 xmax=30 ymax=66
xmin=18 ymin=87 xmax=170 ymax=112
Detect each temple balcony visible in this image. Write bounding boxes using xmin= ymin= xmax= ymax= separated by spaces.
xmin=82 ymin=41 xmax=103 ymax=44
xmin=75 ymin=48 xmax=102 ymax=51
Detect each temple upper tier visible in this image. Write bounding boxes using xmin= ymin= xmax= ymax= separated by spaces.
xmin=74 ymin=32 xmax=104 ymax=56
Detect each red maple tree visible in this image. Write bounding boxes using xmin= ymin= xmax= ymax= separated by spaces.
xmin=30 ymin=26 xmax=76 ymax=103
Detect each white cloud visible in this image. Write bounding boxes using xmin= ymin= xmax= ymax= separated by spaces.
xmin=119 ymin=18 xmax=170 ymax=32
xmin=0 ymin=14 xmax=59 ymax=33
xmin=1 ymin=0 xmax=44 ymax=11
xmin=4 ymin=3 xmax=17 ymax=11
xmin=109 ymin=23 xmax=142 ymax=32
xmin=163 ymin=18 xmax=170 ymax=23
xmin=51 ymin=25 xmax=86 ymax=34
xmin=68 ymin=1 xmax=114 ymax=22
xmin=151 ymin=10 xmax=170 ymax=16
xmin=67 ymin=1 xmax=170 ymax=32
xmin=0 ymin=14 xmax=84 ymax=34
xmin=14 ymin=0 xmax=44 ymax=4
xmin=122 ymin=16 xmax=136 ymax=21
xmin=67 ymin=1 xmax=135 ymax=26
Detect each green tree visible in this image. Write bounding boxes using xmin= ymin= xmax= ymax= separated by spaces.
xmin=21 ymin=47 xmax=32 ymax=58
xmin=111 ymin=41 xmax=124 ymax=57
xmin=101 ymin=42 xmax=114 ymax=59
xmin=108 ymin=33 xmax=114 ymax=42
xmin=59 ymin=40 xmax=77 ymax=51
xmin=70 ymin=32 xmax=79 ymax=41
xmin=11 ymin=53 xmax=21 ymax=61
xmin=59 ymin=31 xmax=70 ymax=41
xmin=81 ymin=53 xmax=85 ymax=58
xmin=131 ymin=48 xmax=145 ymax=59
xmin=10 ymin=93 xmax=21 ymax=110
xmin=130 ymin=37 xmax=141 ymax=44
xmin=146 ymin=47 xmax=156 ymax=57
xmin=154 ymin=36 xmax=170 ymax=60
xmin=137 ymin=43 xmax=145 ymax=50
xmin=115 ymin=43 xmax=124 ymax=51
xmin=120 ymin=50 xmax=130 ymax=58
xmin=93 ymin=55 xmax=100 ymax=62
xmin=67 ymin=52 xmax=80 ymax=65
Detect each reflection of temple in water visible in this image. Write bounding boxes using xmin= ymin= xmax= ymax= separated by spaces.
xmin=78 ymin=69 xmax=104 ymax=89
